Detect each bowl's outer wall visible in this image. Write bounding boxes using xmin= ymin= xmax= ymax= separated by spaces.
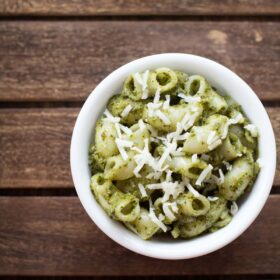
xmin=70 ymin=53 xmax=276 ymax=259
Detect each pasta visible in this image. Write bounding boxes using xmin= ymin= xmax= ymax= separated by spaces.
xmin=88 ymin=68 xmax=260 ymax=240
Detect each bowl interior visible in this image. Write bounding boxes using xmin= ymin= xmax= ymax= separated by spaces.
xmin=70 ymin=53 xmax=276 ymax=259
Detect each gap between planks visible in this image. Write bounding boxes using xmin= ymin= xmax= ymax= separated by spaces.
xmin=0 ymin=21 xmax=279 ymax=102
xmin=0 ymin=107 xmax=279 ymax=189
xmin=0 ymin=196 xmax=279 ymax=276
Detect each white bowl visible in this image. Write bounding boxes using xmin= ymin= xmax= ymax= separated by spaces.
xmin=70 ymin=53 xmax=276 ymax=260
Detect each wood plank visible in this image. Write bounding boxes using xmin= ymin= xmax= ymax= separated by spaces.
xmin=0 ymin=0 xmax=279 ymax=16
xmin=0 ymin=21 xmax=279 ymax=102
xmin=0 ymin=196 xmax=279 ymax=276
xmin=0 ymin=107 xmax=279 ymax=189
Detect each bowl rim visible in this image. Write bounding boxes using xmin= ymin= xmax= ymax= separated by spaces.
xmin=70 ymin=53 xmax=276 ymax=260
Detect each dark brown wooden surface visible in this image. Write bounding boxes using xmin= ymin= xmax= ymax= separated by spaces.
xmin=0 ymin=107 xmax=279 ymax=189
xmin=0 ymin=21 xmax=279 ymax=102
xmin=0 ymin=196 xmax=279 ymax=276
xmin=0 ymin=0 xmax=279 ymax=16
xmin=0 ymin=0 xmax=279 ymax=278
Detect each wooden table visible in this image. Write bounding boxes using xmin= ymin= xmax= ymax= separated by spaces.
xmin=0 ymin=0 xmax=279 ymax=278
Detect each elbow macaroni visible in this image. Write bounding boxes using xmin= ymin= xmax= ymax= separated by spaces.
xmin=88 ymin=68 xmax=260 ymax=240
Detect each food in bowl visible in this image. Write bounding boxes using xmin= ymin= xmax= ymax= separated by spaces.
xmin=88 ymin=67 xmax=260 ymax=240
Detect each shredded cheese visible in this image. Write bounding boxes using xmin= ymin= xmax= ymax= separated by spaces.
xmin=146 ymin=124 xmax=158 ymax=137
xmin=116 ymin=145 xmax=127 ymax=161
xmin=207 ymin=131 xmax=217 ymax=145
xmin=114 ymin=123 xmax=122 ymax=138
xmin=147 ymin=182 xmax=184 ymax=202
xmin=196 ymin=164 xmax=213 ymax=186
xmin=157 ymin=142 xmax=176 ymax=170
xmin=229 ymin=112 xmax=244 ymax=125
xmin=162 ymin=203 xmax=176 ymax=221
xmin=186 ymin=183 xmax=200 ymax=197
xmin=218 ymin=168 xmax=225 ymax=184
xmin=138 ymin=183 xmax=147 ymax=198
xmin=192 ymin=154 xmax=198 ymax=162
xmin=104 ymin=109 xmax=120 ymax=123
xmin=149 ymin=200 xmax=167 ymax=232
xmin=208 ymin=139 xmax=222 ymax=150
xmin=230 ymin=201 xmax=238 ymax=216
xmin=133 ymin=70 xmax=149 ymax=100
xmin=223 ymin=160 xmax=232 ymax=171
xmin=155 ymin=110 xmax=171 ymax=125
xmin=115 ymin=138 xmax=133 ymax=161
xmin=178 ymin=93 xmax=201 ymax=103
xmin=138 ymin=119 xmax=146 ymax=130
xmin=207 ymin=196 xmax=219 ymax=202
xmin=244 ymin=124 xmax=258 ymax=137
xmin=221 ymin=121 xmax=230 ymax=139
xmin=153 ymin=88 xmax=161 ymax=103
xmin=119 ymin=124 xmax=132 ymax=136
xmin=170 ymin=202 xmax=178 ymax=213
xmin=163 ymin=95 xmax=170 ymax=110
xmin=166 ymin=170 xmax=172 ymax=182
xmin=120 ymin=104 xmax=132 ymax=118
xmin=176 ymin=132 xmax=190 ymax=141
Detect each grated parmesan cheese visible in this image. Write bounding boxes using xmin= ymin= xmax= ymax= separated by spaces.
xmin=229 ymin=112 xmax=244 ymax=125
xmin=163 ymin=95 xmax=170 ymax=110
xmin=141 ymin=70 xmax=149 ymax=99
xmin=170 ymin=202 xmax=178 ymax=213
xmin=138 ymin=119 xmax=146 ymax=130
xmin=183 ymin=113 xmax=199 ymax=131
xmin=207 ymin=131 xmax=217 ymax=145
xmin=149 ymin=200 xmax=167 ymax=232
xmin=115 ymin=138 xmax=133 ymax=161
xmin=147 ymin=181 xmax=184 ymax=202
xmin=116 ymin=143 xmax=128 ymax=161
xmin=186 ymin=183 xmax=200 ymax=198
xmin=119 ymin=124 xmax=132 ymax=136
xmin=208 ymin=139 xmax=222 ymax=151
xmin=196 ymin=164 xmax=213 ymax=186
xmin=104 ymin=109 xmax=121 ymax=123
xmin=178 ymin=93 xmax=201 ymax=103
xmin=162 ymin=203 xmax=176 ymax=221
xmin=146 ymin=171 xmax=162 ymax=180
xmin=207 ymin=196 xmax=219 ymax=202
xmin=153 ymin=88 xmax=161 ymax=103
xmin=230 ymin=201 xmax=238 ymax=216
xmin=223 ymin=160 xmax=232 ymax=171
xmin=138 ymin=183 xmax=147 ymax=198
xmin=176 ymin=132 xmax=190 ymax=141
xmin=155 ymin=110 xmax=171 ymax=125
xmin=120 ymin=104 xmax=132 ymax=118
xmin=157 ymin=142 xmax=176 ymax=170
xmin=192 ymin=154 xmax=198 ymax=162
xmin=115 ymin=139 xmax=133 ymax=148
xmin=244 ymin=124 xmax=258 ymax=137
xmin=218 ymin=168 xmax=225 ymax=184
xmin=221 ymin=121 xmax=230 ymax=139
xmin=166 ymin=170 xmax=172 ymax=182
xmin=114 ymin=123 xmax=122 ymax=138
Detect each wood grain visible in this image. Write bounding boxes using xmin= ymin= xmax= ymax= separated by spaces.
xmin=0 ymin=108 xmax=76 ymax=188
xmin=0 ymin=0 xmax=279 ymax=16
xmin=0 ymin=196 xmax=279 ymax=276
xmin=0 ymin=21 xmax=279 ymax=102
xmin=0 ymin=107 xmax=279 ymax=189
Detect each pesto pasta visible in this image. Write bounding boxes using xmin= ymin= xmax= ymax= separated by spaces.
xmin=89 ymin=68 xmax=260 ymax=240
